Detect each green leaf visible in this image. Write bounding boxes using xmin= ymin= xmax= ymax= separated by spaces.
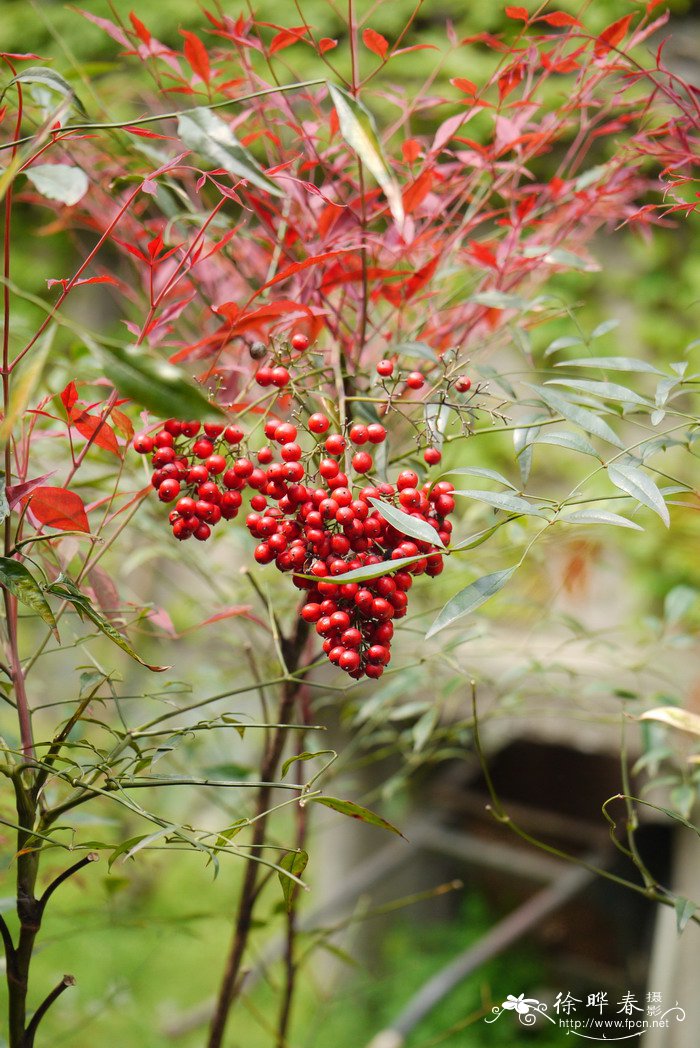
xmin=24 ymin=164 xmax=89 ymax=206
xmin=426 ymin=567 xmax=516 ymax=640
xmin=45 ymin=574 xmax=167 ymax=671
xmin=453 ymin=489 xmax=548 ymax=518
xmin=3 ymin=66 xmax=86 ymax=116
xmin=412 ymin=707 xmax=438 ymax=753
xmin=277 ymin=850 xmax=309 ymax=912
xmin=391 ymin=341 xmax=439 ymax=362
xmin=281 ymin=750 xmax=329 ymax=778
xmin=0 ymin=325 xmax=55 ymax=442
xmin=522 ymin=245 xmax=595 ymax=271
xmin=555 ymin=356 xmax=662 ymax=375
xmin=310 ymin=796 xmax=405 ymax=837
xmin=295 ymin=554 xmax=425 ymax=585
xmin=526 ymin=384 xmax=624 ymax=448
xmin=0 ymin=557 xmax=58 ymax=637
xmin=639 ymin=706 xmax=700 ymax=737
xmin=544 ymin=336 xmax=584 ymax=357
xmin=470 ymin=291 xmax=525 ymax=309
xmin=664 ymin=586 xmax=697 ymax=625
xmin=327 ymin=83 xmax=403 ymax=226
xmin=591 ymin=319 xmax=620 ymax=339
xmin=546 ymin=378 xmax=648 ymax=406
xmin=177 ymin=107 xmax=282 ymax=197
xmin=534 ymin=431 xmax=599 ymax=458
xmin=96 ymin=341 xmax=224 ymax=421
xmin=608 ymin=462 xmax=670 ymax=528
xmin=451 ymin=519 xmax=511 ymax=551
xmin=368 ymin=498 xmax=445 ymax=548
xmin=675 ymin=896 xmax=697 ymax=934
xmin=441 ymin=466 xmax=518 ymax=490
xmin=560 ymin=509 xmax=643 ymax=530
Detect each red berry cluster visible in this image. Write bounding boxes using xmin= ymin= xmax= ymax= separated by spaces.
xmin=134 ymin=412 xmax=454 ymax=680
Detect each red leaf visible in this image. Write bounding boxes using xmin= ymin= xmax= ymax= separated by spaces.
xmin=47 ymin=275 xmax=119 ymax=291
xmin=468 ymin=240 xmax=498 ymax=268
xmin=269 ymin=28 xmax=306 ymax=54
xmin=24 ymin=487 xmax=90 ymax=533
xmin=402 ymin=170 xmax=435 ymax=214
xmin=247 ymin=250 xmax=353 ymax=302
xmin=363 ymin=28 xmax=388 ymax=59
xmin=60 ymin=381 xmax=78 ymax=415
xmin=538 ymin=12 xmax=583 ymax=28
xmin=70 ymin=411 xmax=121 ymax=456
xmin=123 ymin=126 xmax=173 ymax=140
xmin=594 ymin=15 xmax=634 ymax=57
xmin=391 ymin=44 xmax=439 ymax=55
xmin=318 ymin=38 xmax=337 ymax=53
xmin=110 ymin=408 xmax=134 ymax=442
xmin=129 ymin=12 xmax=151 ymax=45
xmin=180 ymin=29 xmax=211 ymax=84
xmin=451 ymin=77 xmax=478 ymax=96
xmin=402 ymin=139 xmax=421 ymax=164
xmin=498 ymin=62 xmax=524 ymax=102
xmin=6 ymin=472 xmax=56 ymax=510
xmin=505 ymin=6 xmax=529 ymax=20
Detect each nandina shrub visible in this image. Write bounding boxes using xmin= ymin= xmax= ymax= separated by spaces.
xmin=0 ymin=3 xmax=698 ymax=1046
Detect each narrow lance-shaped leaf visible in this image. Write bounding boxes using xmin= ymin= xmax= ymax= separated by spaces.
xmin=2 ymin=66 xmax=87 ymax=115
xmin=278 ymin=850 xmax=309 ymax=912
xmin=545 ymin=378 xmax=648 ymax=406
xmin=559 ymin=509 xmax=643 ymax=531
xmin=426 ymin=567 xmax=516 ymax=640
xmin=368 ymin=497 xmax=445 ymax=548
xmin=607 ymin=462 xmax=670 ymax=527
xmin=177 ymin=107 xmax=283 ymax=198
xmin=45 ymin=574 xmax=168 ymax=671
xmin=555 ymin=356 xmax=663 ymax=375
xmin=638 ymin=707 xmax=700 ymax=737
xmin=453 ymin=489 xmax=549 ymax=518
xmin=526 ymin=384 xmax=624 ymax=449
xmin=440 ymin=466 xmax=518 ymax=490
xmin=327 ymin=83 xmax=404 ymax=227
xmin=0 ymin=557 xmax=58 ymax=637
xmin=309 ymin=796 xmax=405 ymax=838
xmin=96 ymin=341 xmax=224 ymax=421
xmin=0 ymin=324 xmax=55 ymax=442
xmin=534 ymin=431 xmax=599 ymax=458
xmin=295 ymin=554 xmax=426 ymax=586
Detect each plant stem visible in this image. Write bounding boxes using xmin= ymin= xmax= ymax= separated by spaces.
xmin=207 ymin=615 xmax=310 ymax=1048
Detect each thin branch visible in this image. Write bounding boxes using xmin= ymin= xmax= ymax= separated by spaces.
xmin=24 ymin=975 xmax=75 ymax=1047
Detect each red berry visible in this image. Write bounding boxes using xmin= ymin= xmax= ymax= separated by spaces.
xmin=224 ymin=425 xmax=244 ymax=444
xmin=187 ymin=464 xmax=209 ymax=485
xmin=193 ymin=438 xmax=214 ymax=459
xmin=352 ymin=451 xmax=373 ymax=474
xmin=366 ymin=424 xmax=387 ymax=444
xmin=455 ymin=376 xmax=472 ymax=393
xmin=308 ymin=413 xmax=330 ymax=434
xmin=154 ymin=431 xmax=174 ymax=448
xmin=424 ymin=447 xmax=442 ymax=465
xmin=181 ymin=421 xmax=201 ymax=437
xmin=234 ymin=458 xmax=254 ymax=478
xmin=339 ymin=649 xmax=361 ymax=673
xmin=319 ymin=458 xmax=340 ymax=480
xmin=264 ymin=419 xmax=280 ymax=440
xmin=275 ymin=422 xmax=297 ymax=445
xmin=205 ymin=454 xmax=227 ymax=475
xmin=376 ymin=359 xmax=394 ymax=377
xmin=176 ymin=496 xmax=197 ymax=516
xmin=301 ymin=603 xmax=322 ymax=623
xmin=204 ymin=422 xmax=225 ymax=438
xmin=254 ymin=543 xmax=274 ymax=564
xmin=164 ymin=419 xmax=183 ymax=437
xmin=397 ymin=470 xmax=419 ymax=491
xmin=291 ymin=332 xmax=310 ymax=352
xmin=406 ymin=371 xmax=425 ymax=390
xmin=194 ymin=523 xmax=211 ymax=541
xmin=172 ymin=519 xmax=192 ymax=540
xmin=257 ymin=447 xmax=273 ymax=465
xmin=349 ymin=423 xmax=368 ymax=445
xmin=133 ymin=433 xmax=154 ymax=454
xmin=152 ymin=447 xmax=176 ymax=467
xmin=271 ymin=366 xmax=290 ymax=388
xmin=255 ymin=367 xmax=273 ymax=387
xmin=158 ymin=479 xmax=180 ymax=502
xmin=281 ymin=442 xmax=302 ymax=462
xmin=325 ymin=433 xmax=346 ymax=456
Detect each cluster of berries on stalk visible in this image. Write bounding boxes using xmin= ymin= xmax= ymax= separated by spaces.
xmin=134 ymin=407 xmax=454 ymax=680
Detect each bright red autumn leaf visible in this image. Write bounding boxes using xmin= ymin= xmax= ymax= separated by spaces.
xmin=505 ymin=6 xmax=529 ymax=20
xmin=180 ymin=29 xmax=211 ymax=84
xmin=363 ymin=28 xmax=389 ymax=59
xmin=538 ymin=12 xmax=583 ymax=28
xmin=451 ymin=77 xmax=478 ymax=96
xmin=24 ymin=487 xmax=90 ymax=533
xmin=594 ymin=14 xmax=634 ymax=57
